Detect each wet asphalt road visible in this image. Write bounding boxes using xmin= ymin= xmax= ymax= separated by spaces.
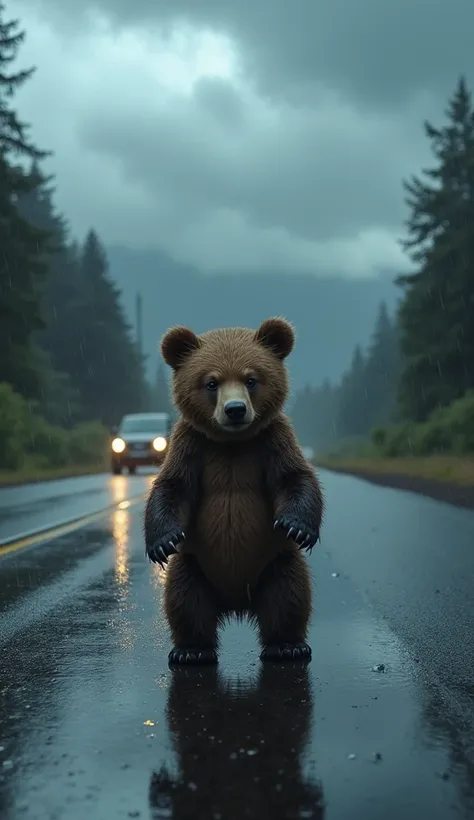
xmin=0 ymin=474 xmax=151 ymax=542
xmin=1 ymin=469 xmax=474 ymax=819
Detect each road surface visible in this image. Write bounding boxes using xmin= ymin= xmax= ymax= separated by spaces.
xmin=0 ymin=474 xmax=151 ymax=543
xmin=1 ymin=468 xmax=473 ymax=819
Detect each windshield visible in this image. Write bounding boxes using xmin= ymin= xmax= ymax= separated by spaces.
xmin=119 ymin=417 xmax=169 ymax=434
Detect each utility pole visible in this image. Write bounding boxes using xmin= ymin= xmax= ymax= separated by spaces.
xmin=135 ymin=291 xmax=143 ymax=357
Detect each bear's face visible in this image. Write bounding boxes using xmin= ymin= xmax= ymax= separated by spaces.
xmin=161 ymin=318 xmax=295 ymax=441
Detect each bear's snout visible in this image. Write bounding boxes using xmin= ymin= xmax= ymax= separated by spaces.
xmin=213 ymin=380 xmax=255 ymax=432
xmin=224 ymin=400 xmax=247 ymax=423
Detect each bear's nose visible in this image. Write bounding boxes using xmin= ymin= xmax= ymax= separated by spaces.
xmin=224 ymin=400 xmax=247 ymax=422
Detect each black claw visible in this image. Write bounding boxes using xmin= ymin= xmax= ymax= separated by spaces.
xmin=302 ymin=533 xmax=321 ymax=554
xmin=299 ymin=533 xmax=316 ymax=553
xmin=168 ymin=647 xmax=218 ymax=666
xmin=146 ymin=529 xmax=185 ymax=566
xmin=260 ymin=642 xmax=312 ymax=663
xmin=274 ymin=517 xmax=319 ymax=552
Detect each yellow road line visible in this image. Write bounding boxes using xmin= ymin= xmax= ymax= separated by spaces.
xmin=0 ymin=495 xmax=146 ymax=558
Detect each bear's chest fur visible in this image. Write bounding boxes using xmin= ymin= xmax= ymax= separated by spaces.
xmin=185 ymin=445 xmax=283 ymax=599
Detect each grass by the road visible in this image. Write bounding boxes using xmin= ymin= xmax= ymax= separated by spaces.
xmin=0 ymin=461 xmax=108 ymax=488
xmin=316 ymin=454 xmax=474 ymax=486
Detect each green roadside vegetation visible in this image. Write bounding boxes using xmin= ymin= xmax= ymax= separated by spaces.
xmin=0 ymin=383 xmax=109 ymax=486
xmin=315 ymin=391 xmax=474 ymax=487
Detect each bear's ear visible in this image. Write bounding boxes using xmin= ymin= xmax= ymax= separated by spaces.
xmin=161 ymin=326 xmax=200 ymax=369
xmin=255 ymin=317 xmax=295 ymax=360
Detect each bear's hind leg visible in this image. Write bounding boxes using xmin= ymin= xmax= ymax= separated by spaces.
xmin=252 ymin=550 xmax=312 ymax=662
xmin=164 ymin=553 xmax=221 ymax=666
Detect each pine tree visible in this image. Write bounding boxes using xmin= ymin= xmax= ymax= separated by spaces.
xmin=0 ymin=4 xmax=51 ymax=397
xmin=397 ymin=75 xmax=474 ymax=421
xmin=16 ymin=162 xmax=84 ymax=424
xmin=363 ymin=301 xmax=401 ymax=428
xmin=75 ymin=229 xmax=148 ymax=425
xmin=336 ymin=345 xmax=369 ymax=438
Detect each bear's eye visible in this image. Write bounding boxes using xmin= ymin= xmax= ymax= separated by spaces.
xmin=245 ymin=377 xmax=257 ymax=390
xmin=206 ymin=379 xmax=218 ymax=391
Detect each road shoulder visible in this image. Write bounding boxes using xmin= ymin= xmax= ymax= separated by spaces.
xmin=316 ymin=457 xmax=474 ymax=511
xmin=0 ymin=463 xmax=107 ymax=489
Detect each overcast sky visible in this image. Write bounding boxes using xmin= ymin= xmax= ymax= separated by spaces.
xmin=12 ymin=0 xmax=473 ymax=277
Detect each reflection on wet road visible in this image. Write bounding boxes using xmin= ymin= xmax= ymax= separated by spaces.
xmin=1 ymin=470 xmax=474 ymax=818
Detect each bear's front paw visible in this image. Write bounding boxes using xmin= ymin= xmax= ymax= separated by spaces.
xmin=146 ymin=529 xmax=185 ymax=568
xmin=273 ymin=516 xmax=319 ymax=553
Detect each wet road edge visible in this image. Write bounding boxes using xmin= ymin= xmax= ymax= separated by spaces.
xmin=318 ymin=463 xmax=474 ymax=512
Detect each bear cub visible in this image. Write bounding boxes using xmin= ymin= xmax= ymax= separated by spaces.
xmin=144 ymin=317 xmax=324 ymax=665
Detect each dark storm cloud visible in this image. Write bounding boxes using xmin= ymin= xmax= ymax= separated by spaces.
xmin=22 ymin=0 xmax=474 ymax=108
xmin=12 ymin=0 xmax=470 ymax=274
xmin=78 ymin=81 xmax=423 ymax=243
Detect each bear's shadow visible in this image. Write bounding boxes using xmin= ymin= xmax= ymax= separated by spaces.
xmin=148 ymin=661 xmax=325 ymax=819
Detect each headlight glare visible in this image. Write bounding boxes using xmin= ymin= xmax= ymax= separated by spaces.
xmin=112 ymin=437 xmax=126 ymax=453
xmin=153 ymin=436 xmax=167 ymax=452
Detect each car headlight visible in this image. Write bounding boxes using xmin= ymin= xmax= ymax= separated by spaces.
xmin=153 ymin=436 xmax=167 ymax=452
xmin=112 ymin=437 xmax=126 ymax=453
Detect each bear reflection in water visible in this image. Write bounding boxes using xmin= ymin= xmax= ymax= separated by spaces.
xmin=148 ymin=661 xmax=325 ymax=820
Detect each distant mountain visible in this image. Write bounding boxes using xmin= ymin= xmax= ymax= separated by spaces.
xmin=106 ymin=244 xmax=400 ymax=395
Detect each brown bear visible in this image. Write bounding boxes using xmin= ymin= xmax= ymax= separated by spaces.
xmin=144 ymin=317 xmax=324 ymax=665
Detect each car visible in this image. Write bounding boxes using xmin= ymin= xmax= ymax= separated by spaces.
xmin=110 ymin=412 xmax=173 ymax=475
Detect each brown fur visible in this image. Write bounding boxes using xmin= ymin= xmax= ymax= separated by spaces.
xmin=144 ymin=317 xmax=324 ymax=664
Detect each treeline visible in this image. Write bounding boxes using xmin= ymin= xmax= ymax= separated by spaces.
xmin=291 ymin=301 xmax=401 ymax=451
xmin=292 ymin=75 xmax=474 ymax=459
xmin=0 ymin=5 xmax=169 ymax=473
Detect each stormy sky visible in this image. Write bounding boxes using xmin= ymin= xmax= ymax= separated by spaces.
xmin=9 ymin=0 xmax=473 ymax=390
xmin=14 ymin=0 xmax=473 ymax=278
